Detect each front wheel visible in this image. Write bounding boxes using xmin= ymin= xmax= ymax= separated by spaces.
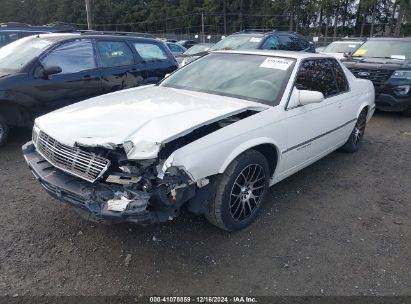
xmin=0 ymin=114 xmax=10 ymax=147
xmin=340 ymin=109 xmax=367 ymax=153
xmin=403 ymin=106 xmax=411 ymax=117
xmin=205 ymin=150 xmax=270 ymax=231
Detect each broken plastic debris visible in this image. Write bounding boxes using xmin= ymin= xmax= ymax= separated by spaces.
xmin=107 ymin=196 xmax=132 ymax=212
xmin=197 ymin=178 xmax=210 ymax=188
xmin=106 ymin=174 xmax=141 ymax=185
xmin=124 ymin=254 xmax=132 ymax=266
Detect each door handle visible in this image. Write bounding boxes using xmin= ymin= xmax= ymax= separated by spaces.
xmin=129 ymin=68 xmax=140 ymax=73
xmin=338 ymin=103 xmax=344 ymax=109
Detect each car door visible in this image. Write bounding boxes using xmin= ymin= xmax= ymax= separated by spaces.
xmin=131 ymin=40 xmax=178 ymax=84
xmin=283 ymin=58 xmax=352 ymax=173
xmin=30 ymin=39 xmax=102 ymax=113
xmin=95 ymin=40 xmax=146 ymax=94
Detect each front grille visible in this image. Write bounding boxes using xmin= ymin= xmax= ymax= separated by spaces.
xmin=349 ymin=68 xmax=394 ymax=85
xmin=35 ymin=131 xmax=110 ymax=183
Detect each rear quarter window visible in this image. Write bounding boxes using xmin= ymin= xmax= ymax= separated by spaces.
xmin=278 ymin=35 xmax=303 ymax=51
xmin=133 ymin=42 xmax=169 ymax=62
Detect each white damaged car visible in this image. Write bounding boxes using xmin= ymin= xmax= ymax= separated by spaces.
xmin=23 ymin=50 xmax=375 ymax=231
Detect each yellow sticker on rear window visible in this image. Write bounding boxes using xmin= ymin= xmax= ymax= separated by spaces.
xmin=354 ymin=49 xmax=367 ymax=55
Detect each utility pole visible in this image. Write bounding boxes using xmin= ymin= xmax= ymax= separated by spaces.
xmin=239 ymin=0 xmax=243 ymax=31
xmin=201 ymin=11 xmax=205 ymax=43
xmin=85 ymin=0 xmax=92 ymax=30
xmin=223 ymin=0 xmax=227 ymax=35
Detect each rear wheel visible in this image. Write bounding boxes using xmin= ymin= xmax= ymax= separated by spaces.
xmin=340 ymin=109 xmax=367 ymax=153
xmin=0 ymin=114 xmax=10 ymax=147
xmin=205 ymin=150 xmax=270 ymax=231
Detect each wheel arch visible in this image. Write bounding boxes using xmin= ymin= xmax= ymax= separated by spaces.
xmin=356 ymin=104 xmax=370 ymax=121
xmin=218 ymin=138 xmax=281 ymax=178
xmin=0 ymin=100 xmax=31 ymax=127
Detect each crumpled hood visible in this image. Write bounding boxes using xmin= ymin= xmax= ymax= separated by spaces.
xmin=35 ymin=85 xmax=268 ymax=159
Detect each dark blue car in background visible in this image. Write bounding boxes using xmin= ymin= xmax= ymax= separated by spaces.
xmin=0 ymin=32 xmax=178 ymax=145
xmin=0 ymin=22 xmax=76 ymax=48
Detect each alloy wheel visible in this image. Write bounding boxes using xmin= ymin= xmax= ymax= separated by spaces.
xmin=353 ymin=111 xmax=367 ymax=146
xmin=229 ymin=163 xmax=266 ymax=222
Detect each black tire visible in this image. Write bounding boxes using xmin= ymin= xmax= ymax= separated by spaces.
xmin=340 ymin=109 xmax=367 ymax=153
xmin=403 ymin=106 xmax=411 ymax=117
xmin=0 ymin=114 xmax=10 ymax=147
xmin=205 ymin=150 xmax=270 ymax=231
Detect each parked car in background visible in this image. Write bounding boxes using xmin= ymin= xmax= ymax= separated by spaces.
xmin=209 ymin=30 xmax=315 ymax=53
xmin=0 ymin=22 xmax=76 ymax=48
xmin=0 ymin=33 xmax=178 ymax=146
xmin=315 ymin=46 xmax=326 ymax=53
xmin=177 ymin=40 xmax=198 ymax=49
xmin=320 ymin=39 xmax=365 ymax=59
xmin=179 ymin=43 xmax=214 ymax=66
xmin=23 ymin=50 xmax=374 ymax=231
xmin=343 ymin=37 xmax=411 ymax=116
xmin=166 ymin=42 xmax=187 ymax=57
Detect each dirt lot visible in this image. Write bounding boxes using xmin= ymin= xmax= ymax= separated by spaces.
xmin=0 ymin=112 xmax=410 ymax=297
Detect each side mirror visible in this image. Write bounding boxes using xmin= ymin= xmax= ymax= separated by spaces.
xmin=42 ymin=65 xmax=62 ymax=79
xmin=299 ymin=89 xmax=324 ymax=105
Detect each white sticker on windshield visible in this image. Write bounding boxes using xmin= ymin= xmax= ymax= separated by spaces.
xmin=260 ymin=57 xmax=293 ymax=70
xmin=250 ymin=37 xmax=262 ymax=43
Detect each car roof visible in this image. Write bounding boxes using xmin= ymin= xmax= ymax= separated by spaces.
xmin=215 ymin=49 xmax=333 ymax=60
xmin=367 ymin=37 xmax=411 ymax=41
xmin=35 ymin=33 xmax=159 ymax=43
xmin=230 ymin=31 xmax=301 ymax=37
xmin=330 ymin=40 xmax=364 ymax=44
xmin=0 ymin=22 xmax=76 ymax=32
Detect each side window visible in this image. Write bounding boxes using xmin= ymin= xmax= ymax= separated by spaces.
xmin=298 ymin=37 xmax=310 ymax=50
xmin=329 ymin=59 xmax=349 ymax=93
xmin=168 ymin=44 xmax=182 ymax=52
xmin=133 ymin=42 xmax=168 ymax=62
xmin=278 ymin=35 xmax=301 ymax=51
xmin=295 ymin=59 xmax=339 ymax=98
xmin=41 ymin=40 xmax=96 ymax=74
xmin=0 ymin=32 xmax=19 ymax=44
xmin=96 ymin=41 xmax=134 ymax=68
xmin=261 ymin=36 xmax=280 ymax=50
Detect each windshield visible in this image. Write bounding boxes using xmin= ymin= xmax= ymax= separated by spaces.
xmin=323 ymin=42 xmax=362 ymax=53
xmin=210 ymin=35 xmax=262 ymax=51
xmin=184 ymin=44 xmax=212 ymax=55
xmin=352 ymin=40 xmax=411 ymax=59
xmin=161 ymin=53 xmax=295 ymax=105
xmin=0 ymin=36 xmax=54 ymax=72
xmin=0 ymin=32 xmax=20 ymax=48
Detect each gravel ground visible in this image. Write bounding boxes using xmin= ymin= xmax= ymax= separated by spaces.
xmin=0 ymin=112 xmax=410 ymax=297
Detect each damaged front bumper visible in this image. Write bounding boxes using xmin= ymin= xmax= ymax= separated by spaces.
xmin=22 ymin=142 xmax=197 ymax=225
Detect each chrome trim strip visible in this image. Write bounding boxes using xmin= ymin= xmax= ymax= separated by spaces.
xmin=282 ymin=118 xmax=357 ymax=154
